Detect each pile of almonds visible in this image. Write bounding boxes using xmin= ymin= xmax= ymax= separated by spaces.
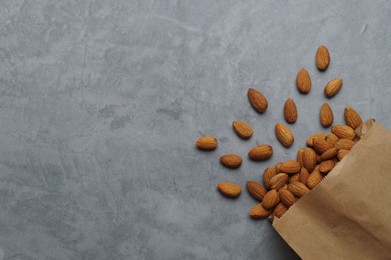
xmin=195 ymin=45 xmax=363 ymax=219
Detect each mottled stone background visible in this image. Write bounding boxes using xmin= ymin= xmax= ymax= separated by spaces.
xmin=0 ymin=0 xmax=390 ymax=259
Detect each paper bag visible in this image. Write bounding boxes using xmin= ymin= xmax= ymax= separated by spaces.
xmin=273 ymin=119 xmax=391 ymax=259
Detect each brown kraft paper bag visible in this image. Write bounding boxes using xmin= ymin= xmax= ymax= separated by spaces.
xmin=272 ymin=119 xmax=391 ymax=259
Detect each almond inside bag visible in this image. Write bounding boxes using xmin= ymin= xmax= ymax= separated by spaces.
xmin=272 ymin=119 xmax=391 ymax=259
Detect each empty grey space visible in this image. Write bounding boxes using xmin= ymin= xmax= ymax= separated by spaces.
xmin=0 ymin=0 xmax=390 ymax=259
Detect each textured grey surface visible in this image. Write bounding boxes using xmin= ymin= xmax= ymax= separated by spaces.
xmin=0 ymin=0 xmax=390 ymax=259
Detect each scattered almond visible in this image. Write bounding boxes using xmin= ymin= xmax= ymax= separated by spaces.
xmin=248 ymin=144 xmax=273 ymax=161
xmin=337 ymin=149 xmax=349 ymax=161
xmin=344 ymin=107 xmax=363 ymax=129
xmin=289 ymin=173 xmax=301 ymax=183
xmin=320 ymin=103 xmax=334 ymax=127
xmin=299 ymin=167 xmax=310 ymax=185
xmin=270 ymin=173 xmax=289 ymax=190
xmin=279 ymin=189 xmax=297 ymax=208
xmin=288 ymin=182 xmax=310 ymax=198
xmin=319 ymin=160 xmax=335 ymax=173
xmin=248 ymin=88 xmax=268 ymax=113
xmin=217 ymin=182 xmax=242 ymax=197
xmin=246 ymin=181 xmax=267 ymax=201
xmin=332 ymin=125 xmax=356 ymax=140
xmin=249 ymin=204 xmax=272 ymax=219
xmin=313 ymin=138 xmax=333 ymax=155
xmin=280 ymin=160 xmax=301 ymax=174
xmin=335 ymin=139 xmax=355 ymax=150
xmin=297 ymin=148 xmax=305 ymax=166
xmin=275 ymin=162 xmax=283 ymax=174
xmin=263 ymin=167 xmax=276 ymax=190
xmin=303 ymin=148 xmax=317 ymax=172
xmin=326 ymin=133 xmax=339 ymax=146
xmin=316 ymin=45 xmax=330 ymax=71
xmin=296 ymin=68 xmax=312 ymax=94
xmin=232 ymin=121 xmax=253 ymax=139
xmin=262 ymin=190 xmax=280 ymax=210
xmin=275 ymin=123 xmax=294 ymax=148
xmin=274 ymin=203 xmax=288 ymax=218
xmin=195 ymin=136 xmax=218 ymax=150
xmin=306 ymin=132 xmax=326 ymax=147
xmin=284 ymin=98 xmax=298 ymax=124
xmin=319 ymin=148 xmax=338 ymax=161
xmin=325 ymin=78 xmax=343 ymax=98
xmin=220 ymin=154 xmax=242 ymax=169
xmin=307 ymin=168 xmax=323 ymax=189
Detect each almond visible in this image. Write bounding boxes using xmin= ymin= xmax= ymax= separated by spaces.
xmin=296 ymin=68 xmax=312 ymax=94
xmin=316 ymin=45 xmax=330 ymax=71
xmin=279 ymin=189 xmax=297 ymax=208
xmin=299 ymin=167 xmax=310 ymax=185
xmin=297 ymin=148 xmax=305 ymax=166
xmin=275 ymin=162 xmax=283 ymax=174
xmin=232 ymin=121 xmax=253 ymax=139
xmin=344 ymin=107 xmax=363 ymax=129
xmin=217 ymin=182 xmax=242 ymax=197
xmin=319 ymin=148 xmax=338 ymax=161
xmin=275 ymin=123 xmax=294 ymax=148
xmin=246 ymin=181 xmax=267 ymax=201
xmin=248 ymin=144 xmax=273 ymax=161
xmin=249 ymin=204 xmax=272 ymax=219
xmin=195 ymin=136 xmax=218 ymax=150
xmin=274 ymin=203 xmax=288 ymax=218
xmin=325 ymin=78 xmax=343 ymax=98
xmin=248 ymin=88 xmax=268 ymax=113
xmin=335 ymin=139 xmax=355 ymax=150
xmin=220 ymin=154 xmax=242 ymax=169
xmin=303 ymin=148 xmax=317 ymax=172
xmin=332 ymin=125 xmax=356 ymax=140
xmin=319 ymin=159 xmax=335 ymax=173
xmin=326 ymin=133 xmax=339 ymax=146
xmin=270 ymin=173 xmax=289 ymax=190
xmin=289 ymin=173 xmax=301 ymax=183
xmin=284 ymin=98 xmax=298 ymax=124
xmin=280 ymin=160 xmax=301 ymax=174
xmin=306 ymin=132 xmax=326 ymax=147
xmin=320 ymin=103 xmax=334 ymax=127
xmin=313 ymin=138 xmax=333 ymax=155
xmin=263 ymin=167 xmax=276 ymax=190
xmin=307 ymin=168 xmax=323 ymax=189
xmin=288 ymin=182 xmax=309 ymax=198
xmin=262 ymin=190 xmax=280 ymax=210
xmin=337 ymin=149 xmax=349 ymax=161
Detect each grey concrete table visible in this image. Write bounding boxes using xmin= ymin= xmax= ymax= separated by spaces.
xmin=0 ymin=0 xmax=390 ymax=259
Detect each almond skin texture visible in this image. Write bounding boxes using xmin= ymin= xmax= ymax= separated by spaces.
xmin=344 ymin=107 xmax=363 ymax=129
xmin=263 ymin=167 xmax=276 ymax=190
xmin=296 ymin=68 xmax=312 ymax=94
xmin=262 ymin=190 xmax=280 ymax=210
xmin=288 ymin=182 xmax=310 ymax=198
xmin=320 ymin=160 xmax=335 ymax=173
xmin=246 ymin=181 xmax=267 ymax=201
xmin=217 ymin=182 xmax=242 ymax=197
xmin=249 ymin=204 xmax=272 ymax=219
xmin=274 ymin=203 xmax=288 ymax=218
xmin=275 ymin=123 xmax=294 ymax=148
xmin=335 ymin=139 xmax=356 ymax=150
xmin=303 ymin=148 xmax=317 ymax=172
xmin=275 ymin=162 xmax=283 ymax=174
xmin=289 ymin=173 xmax=301 ymax=184
xmin=248 ymin=144 xmax=273 ymax=161
xmin=220 ymin=154 xmax=242 ymax=169
xmin=232 ymin=121 xmax=253 ymax=139
xmin=299 ymin=167 xmax=310 ymax=185
xmin=337 ymin=149 xmax=349 ymax=161
xmin=307 ymin=168 xmax=323 ymax=189
xmin=280 ymin=160 xmax=301 ymax=174
xmin=320 ymin=103 xmax=334 ymax=127
xmin=319 ymin=148 xmax=338 ymax=161
xmin=195 ymin=136 xmax=218 ymax=150
xmin=270 ymin=173 xmax=289 ymax=190
xmin=279 ymin=189 xmax=297 ymax=208
xmin=325 ymin=78 xmax=343 ymax=98
xmin=306 ymin=132 xmax=326 ymax=147
xmin=284 ymin=98 xmax=298 ymax=124
xmin=332 ymin=125 xmax=356 ymax=140
xmin=248 ymin=88 xmax=268 ymax=113
xmin=297 ymin=148 xmax=305 ymax=166
xmin=326 ymin=133 xmax=339 ymax=146
xmin=316 ymin=45 xmax=330 ymax=71
xmin=313 ymin=138 xmax=333 ymax=155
